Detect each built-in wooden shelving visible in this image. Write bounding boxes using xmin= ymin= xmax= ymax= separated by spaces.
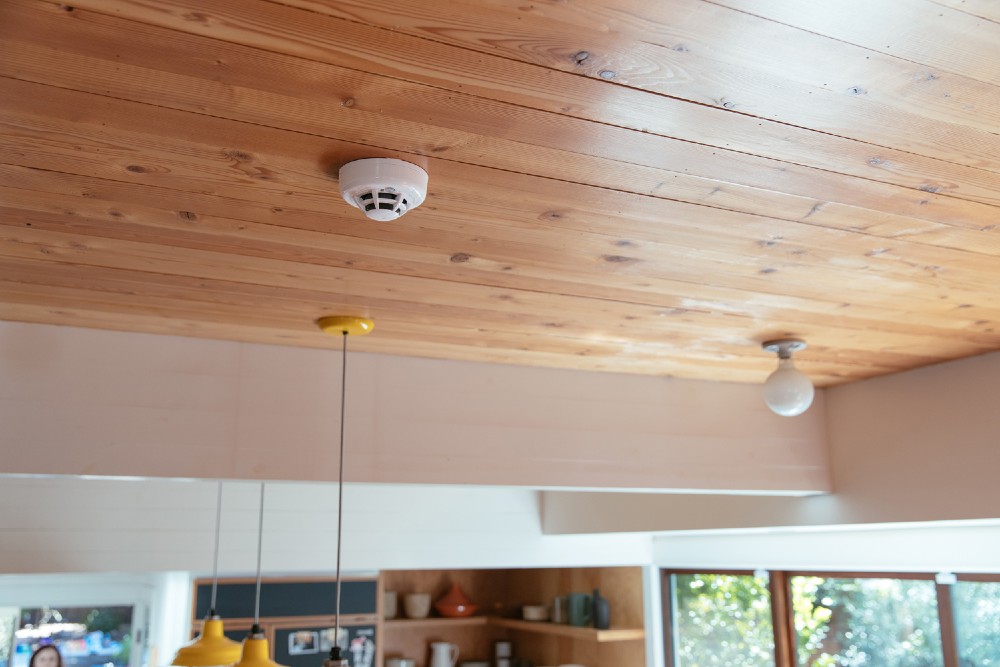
xmin=384 ymin=617 xmax=489 ymax=630
xmin=385 ymin=616 xmax=644 ymax=642
xmin=489 ymin=617 xmax=645 ymax=642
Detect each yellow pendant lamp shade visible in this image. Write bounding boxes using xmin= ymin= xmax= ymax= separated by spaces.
xmin=233 ymin=630 xmax=287 ymax=667
xmin=171 ymin=618 xmax=242 ymax=667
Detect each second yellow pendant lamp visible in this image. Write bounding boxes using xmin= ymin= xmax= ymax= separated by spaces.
xmin=232 ymin=483 xmax=288 ymax=667
xmin=171 ymin=483 xmax=242 ymax=667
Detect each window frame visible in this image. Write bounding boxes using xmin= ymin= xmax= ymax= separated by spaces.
xmin=661 ymin=569 xmax=1000 ymax=667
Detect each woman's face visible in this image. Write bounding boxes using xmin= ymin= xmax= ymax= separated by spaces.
xmin=34 ymin=648 xmax=59 ymax=667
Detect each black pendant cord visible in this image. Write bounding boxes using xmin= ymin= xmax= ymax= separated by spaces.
xmin=252 ymin=482 xmax=265 ymax=633
xmin=209 ymin=481 xmax=223 ymax=616
xmin=331 ymin=330 xmax=348 ymax=659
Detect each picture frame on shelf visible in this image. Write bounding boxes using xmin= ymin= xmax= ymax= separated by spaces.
xmin=288 ymin=631 xmax=319 ymax=655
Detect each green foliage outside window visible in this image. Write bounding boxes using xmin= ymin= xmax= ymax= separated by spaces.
xmin=673 ymin=573 xmax=775 ymax=667
xmin=791 ymin=577 xmax=942 ymax=667
xmin=954 ymin=582 xmax=1000 ymax=666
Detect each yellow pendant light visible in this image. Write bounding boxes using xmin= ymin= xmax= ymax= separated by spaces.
xmin=317 ymin=316 xmax=373 ymax=667
xmin=233 ymin=484 xmax=288 ymax=667
xmin=172 ymin=483 xmax=242 ymax=667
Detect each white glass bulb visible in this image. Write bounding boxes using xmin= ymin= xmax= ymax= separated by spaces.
xmin=764 ymin=358 xmax=815 ymax=416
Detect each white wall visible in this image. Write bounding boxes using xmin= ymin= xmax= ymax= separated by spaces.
xmin=543 ymin=349 xmax=1000 ymax=535
xmin=0 ymin=321 xmax=829 ymax=493
xmin=0 ymin=477 xmax=652 ymax=574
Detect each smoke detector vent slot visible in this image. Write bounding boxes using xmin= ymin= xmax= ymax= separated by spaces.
xmin=339 ymin=158 xmax=428 ymax=221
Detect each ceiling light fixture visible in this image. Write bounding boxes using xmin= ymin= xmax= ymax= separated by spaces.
xmin=232 ymin=484 xmax=287 ymax=667
xmin=171 ymin=482 xmax=242 ymax=667
xmin=316 ymin=315 xmax=374 ymax=667
xmin=339 ymin=158 xmax=428 ymax=222
xmin=762 ymin=339 xmax=814 ymax=417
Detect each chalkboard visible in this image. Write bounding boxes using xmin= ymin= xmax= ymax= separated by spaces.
xmin=274 ymin=624 xmax=377 ymax=667
xmin=194 ymin=580 xmax=378 ymax=619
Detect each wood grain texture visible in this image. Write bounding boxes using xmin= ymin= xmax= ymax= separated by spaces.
xmin=273 ymin=0 xmax=1000 ymax=163
xmin=0 ymin=0 xmax=998 ymax=385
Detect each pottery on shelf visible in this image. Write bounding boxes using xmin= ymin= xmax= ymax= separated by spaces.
xmin=434 ymin=583 xmax=479 ymax=618
xmin=593 ymin=588 xmax=611 ymax=630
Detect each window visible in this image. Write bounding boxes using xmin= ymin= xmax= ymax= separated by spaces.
xmin=668 ymin=572 xmax=775 ymax=667
xmin=10 ymin=606 xmax=134 ymax=667
xmin=952 ymin=580 xmax=1000 ymax=666
xmin=790 ymin=576 xmax=943 ymax=667
xmin=663 ymin=571 xmax=1000 ymax=667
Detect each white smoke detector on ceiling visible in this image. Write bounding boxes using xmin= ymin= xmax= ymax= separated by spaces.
xmin=339 ymin=158 xmax=428 ymax=221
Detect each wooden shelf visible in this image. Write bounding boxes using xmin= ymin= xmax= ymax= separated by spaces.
xmin=385 ymin=617 xmax=489 ymax=630
xmin=488 ymin=618 xmax=645 ymax=642
xmin=384 ymin=616 xmax=645 ymax=642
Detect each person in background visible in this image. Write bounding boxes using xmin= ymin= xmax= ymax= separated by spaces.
xmin=29 ymin=645 xmax=63 ymax=667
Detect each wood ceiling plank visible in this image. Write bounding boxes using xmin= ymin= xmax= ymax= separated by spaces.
xmin=4 ymin=26 xmax=1000 ymax=264
xmin=8 ymin=166 xmax=1000 ymax=354
xmin=5 ymin=81 xmax=990 ymax=342
xmin=47 ymin=0 xmax=1000 ymax=185
xmin=0 ymin=259 xmax=948 ymax=382
xmin=267 ymin=0 xmax=1000 ymax=165
xmin=5 ymin=75 xmax=1000 ymax=297
xmin=6 ymin=212 xmax=992 ymax=369
xmin=6 ymin=163 xmax=1000 ymax=323
xmin=6 ymin=117 xmax=1000 ymax=328
xmin=0 ymin=300 xmax=818 ymax=383
xmin=5 ymin=7 xmax=999 ymax=238
xmin=707 ymin=0 xmax=1000 ymax=85
xmin=0 ymin=177 xmax=993 ymax=345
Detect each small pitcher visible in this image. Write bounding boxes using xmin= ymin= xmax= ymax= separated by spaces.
xmin=429 ymin=642 xmax=459 ymax=667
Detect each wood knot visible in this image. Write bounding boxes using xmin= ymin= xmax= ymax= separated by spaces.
xmin=225 ymin=149 xmax=253 ymax=162
xmin=598 ymin=70 xmax=616 ymax=80
xmin=450 ymin=253 xmax=471 ymax=263
xmin=125 ymin=164 xmax=147 ymax=173
xmin=573 ymin=51 xmax=590 ymax=65
xmin=342 ymin=98 xmax=355 ymax=108
xmin=602 ymin=254 xmax=633 ymax=263
xmin=178 ymin=210 xmax=198 ymax=221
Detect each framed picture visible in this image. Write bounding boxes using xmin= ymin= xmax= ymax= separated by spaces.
xmin=288 ymin=631 xmax=319 ymax=655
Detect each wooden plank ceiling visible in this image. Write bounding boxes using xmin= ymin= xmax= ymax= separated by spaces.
xmin=1 ymin=0 xmax=999 ymax=386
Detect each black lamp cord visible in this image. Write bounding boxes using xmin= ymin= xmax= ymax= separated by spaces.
xmin=330 ymin=330 xmax=348 ymax=660
xmin=251 ymin=482 xmax=265 ymax=637
xmin=209 ymin=481 xmax=223 ymax=617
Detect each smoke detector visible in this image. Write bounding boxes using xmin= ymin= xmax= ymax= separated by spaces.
xmin=339 ymin=158 xmax=428 ymax=221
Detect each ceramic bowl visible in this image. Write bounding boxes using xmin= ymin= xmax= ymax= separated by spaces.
xmin=522 ymin=604 xmax=550 ymax=622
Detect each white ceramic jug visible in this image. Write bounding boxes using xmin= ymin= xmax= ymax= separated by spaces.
xmin=429 ymin=642 xmax=459 ymax=667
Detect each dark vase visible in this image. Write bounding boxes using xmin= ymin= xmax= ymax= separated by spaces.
xmin=593 ymin=588 xmax=610 ymax=630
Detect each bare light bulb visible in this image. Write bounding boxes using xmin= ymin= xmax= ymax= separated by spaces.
xmin=762 ymin=339 xmax=814 ymax=417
